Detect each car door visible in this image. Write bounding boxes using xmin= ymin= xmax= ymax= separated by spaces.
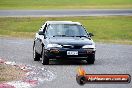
xmin=34 ymin=33 xmax=39 ymax=53
xmin=36 ymin=23 xmax=47 ymax=54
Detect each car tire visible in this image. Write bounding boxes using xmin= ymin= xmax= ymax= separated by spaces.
xmin=42 ymin=49 xmax=49 ymax=65
xmin=86 ymin=54 xmax=95 ymax=64
xmin=33 ymin=45 xmax=40 ymax=61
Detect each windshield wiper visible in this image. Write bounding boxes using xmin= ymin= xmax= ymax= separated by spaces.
xmin=75 ymin=36 xmax=88 ymax=38
xmin=53 ymin=35 xmax=88 ymax=38
xmin=53 ymin=35 xmax=67 ymax=37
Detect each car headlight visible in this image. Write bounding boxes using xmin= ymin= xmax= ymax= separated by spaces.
xmin=47 ymin=44 xmax=62 ymax=48
xmin=82 ymin=44 xmax=96 ymax=51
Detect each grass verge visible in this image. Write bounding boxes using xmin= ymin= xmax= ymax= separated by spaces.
xmin=0 ymin=16 xmax=132 ymax=44
xmin=0 ymin=64 xmax=26 ymax=83
xmin=0 ymin=0 xmax=132 ymax=9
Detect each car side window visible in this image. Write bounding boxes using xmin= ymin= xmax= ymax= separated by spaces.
xmin=43 ymin=23 xmax=47 ymax=33
xmin=39 ymin=24 xmax=44 ymax=31
xmin=38 ymin=23 xmax=47 ymax=32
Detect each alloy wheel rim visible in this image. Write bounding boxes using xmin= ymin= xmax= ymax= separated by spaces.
xmin=33 ymin=46 xmax=35 ymax=58
xmin=42 ymin=51 xmax=44 ymax=64
xmin=42 ymin=55 xmax=44 ymax=64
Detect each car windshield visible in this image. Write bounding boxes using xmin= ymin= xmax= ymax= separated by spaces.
xmin=46 ymin=24 xmax=88 ymax=37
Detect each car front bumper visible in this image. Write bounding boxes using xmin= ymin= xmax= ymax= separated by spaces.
xmin=44 ymin=48 xmax=95 ymax=60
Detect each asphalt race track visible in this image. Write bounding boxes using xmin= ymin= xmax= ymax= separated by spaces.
xmin=0 ymin=9 xmax=132 ymax=17
xmin=0 ymin=37 xmax=132 ymax=88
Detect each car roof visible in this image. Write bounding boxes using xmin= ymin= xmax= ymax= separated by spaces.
xmin=45 ymin=21 xmax=81 ymax=25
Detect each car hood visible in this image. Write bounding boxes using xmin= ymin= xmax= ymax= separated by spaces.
xmin=47 ymin=37 xmax=94 ymax=45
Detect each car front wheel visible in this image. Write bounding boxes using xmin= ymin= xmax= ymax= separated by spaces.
xmin=86 ymin=54 xmax=95 ymax=64
xmin=33 ymin=45 xmax=40 ymax=61
xmin=42 ymin=49 xmax=49 ymax=65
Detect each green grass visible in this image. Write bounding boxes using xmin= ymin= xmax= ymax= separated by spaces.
xmin=0 ymin=0 xmax=132 ymax=9
xmin=0 ymin=16 xmax=132 ymax=44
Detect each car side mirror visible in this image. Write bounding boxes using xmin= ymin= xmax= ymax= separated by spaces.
xmin=89 ymin=33 xmax=94 ymax=37
xmin=38 ymin=31 xmax=47 ymax=39
xmin=38 ymin=31 xmax=44 ymax=35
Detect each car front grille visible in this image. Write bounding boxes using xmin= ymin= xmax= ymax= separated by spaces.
xmin=73 ymin=45 xmax=82 ymax=49
xmin=62 ymin=45 xmax=82 ymax=49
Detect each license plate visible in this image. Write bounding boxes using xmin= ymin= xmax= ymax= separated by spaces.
xmin=67 ymin=51 xmax=78 ymax=55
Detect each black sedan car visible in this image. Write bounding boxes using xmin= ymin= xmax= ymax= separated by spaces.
xmin=33 ymin=21 xmax=96 ymax=65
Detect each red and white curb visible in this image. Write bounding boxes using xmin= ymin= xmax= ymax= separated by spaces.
xmin=0 ymin=58 xmax=56 ymax=88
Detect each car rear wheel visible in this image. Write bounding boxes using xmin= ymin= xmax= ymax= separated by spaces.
xmin=33 ymin=45 xmax=40 ymax=61
xmin=86 ymin=54 xmax=95 ymax=64
xmin=42 ymin=49 xmax=49 ymax=65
